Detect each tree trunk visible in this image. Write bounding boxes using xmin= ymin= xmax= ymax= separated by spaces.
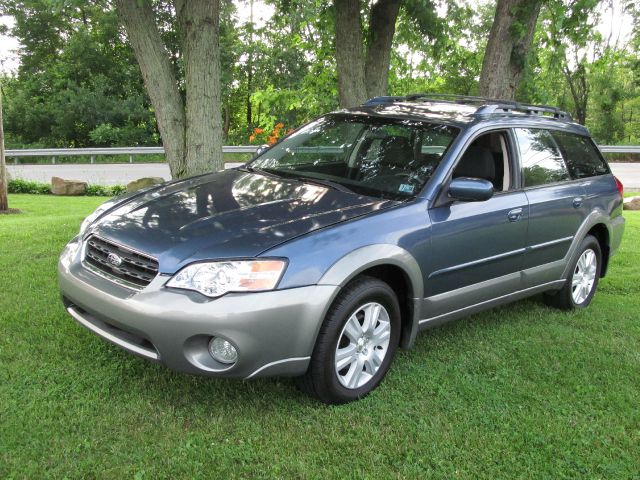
xmin=334 ymin=0 xmax=402 ymax=108
xmin=180 ymin=0 xmax=224 ymax=174
xmin=479 ymin=0 xmax=542 ymax=100
xmin=115 ymin=0 xmax=187 ymax=178
xmin=334 ymin=0 xmax=367 ymax=108
xmin=563 ymin=64 xmax=588 ymax=125
xmin=364 ymin=0 xmax=402 ymax=98
xmin=0 ymin=82 xmax=8 ymax=212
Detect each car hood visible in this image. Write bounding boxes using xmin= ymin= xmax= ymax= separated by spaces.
xmin=88 ymin=169 xmax=396 ymax=273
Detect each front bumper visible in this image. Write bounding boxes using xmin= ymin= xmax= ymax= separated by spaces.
xmin=58 ymin=236 xmax=339 ymax=378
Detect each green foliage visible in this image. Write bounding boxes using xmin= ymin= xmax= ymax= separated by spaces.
xmin=389 ymin=1 xmax=493 ymax=96
xmin=1 ymin=0 xmax=157 ymax=148
xmin=7 ymin=179 xmax=51 ymax=194
xmin=7 ymin=179 xmax=124 ymax=196
xmin=84 ymin=184 xmax=126 ymax=196
xmin=1 ymin=0 xmax=638 ymax=148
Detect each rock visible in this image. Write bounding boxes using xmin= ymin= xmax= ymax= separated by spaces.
xmin=126 ymin=177 xmax=165 ymax=193
xmin=623 ymin=197 xmax=640 ymax=211
xmin=51 ymin=176 xmax=87 ymax=196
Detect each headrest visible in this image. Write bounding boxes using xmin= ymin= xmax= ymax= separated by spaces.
xmin=379 ymin=136 xmax=413 ymax=165
xmin=454 ymin=146 xmax=495 ymax=181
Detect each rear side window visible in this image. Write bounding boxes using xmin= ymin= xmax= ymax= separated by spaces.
xmin=514 ymin=128 xmax=570 ymax=187
xmin=550 ymin=131 xmax=610 ymax=178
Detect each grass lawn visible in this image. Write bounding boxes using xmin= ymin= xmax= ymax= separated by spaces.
xmin=1 ymin=194 xmax=639 ymax=479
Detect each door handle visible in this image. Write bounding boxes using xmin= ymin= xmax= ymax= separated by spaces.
xmin=507 ymin=208 xmax=523 ymax=222
xmin=573 ymin=197 xmax=583 ymax=208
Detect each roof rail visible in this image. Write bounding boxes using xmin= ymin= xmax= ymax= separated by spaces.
xmin=362 ymin=96 xmax=407 ymax=106
xmin=474 ymin=103 xmax=573 ymax=121
xmin=404 ymin=93 xmax=507 ymax=104
xmin=362 ymin=93 xmax=572 ymax=121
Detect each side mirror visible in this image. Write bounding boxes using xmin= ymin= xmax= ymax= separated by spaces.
xmin=448 ymin=177 xmax=494 ymax=202
xmin=253 ymin=144 xmax=270 ymax=159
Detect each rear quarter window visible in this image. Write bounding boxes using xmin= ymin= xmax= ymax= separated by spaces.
xmin=514 ymin=128 xmax=570 ymax=187
xmin=550 ymin=131 xmax=610 ymax=179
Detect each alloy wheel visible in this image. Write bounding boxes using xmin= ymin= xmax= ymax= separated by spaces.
xmin=334 ymin=302 xmax=391 ymax=389
xmin=571 ymin=248 xmax=597 ymax=304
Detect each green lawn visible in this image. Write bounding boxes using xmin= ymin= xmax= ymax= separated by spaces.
xmin=1 ymin=195 xmax=639 ymax=479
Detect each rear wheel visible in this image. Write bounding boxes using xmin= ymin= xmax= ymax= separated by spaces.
xmin=297 ymin=276 xmax=401 ymax=404
xmin=543 ymin=235 xmax=601 ymax=310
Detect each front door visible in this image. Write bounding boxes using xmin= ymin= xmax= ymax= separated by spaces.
xmin=422 ymin=130 xmax=528 ymax=320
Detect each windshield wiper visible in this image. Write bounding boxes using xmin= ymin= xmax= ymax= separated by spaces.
xmin=290 ymin=175 xmax=355 ymax=194
xmin=249 ymin=167 xmax=355 ymax=194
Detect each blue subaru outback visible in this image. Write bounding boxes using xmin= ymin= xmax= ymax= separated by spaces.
xmin=58 ymin=95 xmax=625 ymax=404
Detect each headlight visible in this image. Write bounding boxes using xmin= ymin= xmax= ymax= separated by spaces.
xmin=166 ymin=260 xmax=287 ymax=298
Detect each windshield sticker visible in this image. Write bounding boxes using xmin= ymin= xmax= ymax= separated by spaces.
xmin=398 ymin=184 xmax=415 ymax=194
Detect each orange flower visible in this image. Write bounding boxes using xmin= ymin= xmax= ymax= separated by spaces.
xmin=267 ymin=135 xmax=277 ymax=145
xmin=249 ymin=134 xmax=255 ymax=142
xmin=275 ymin=122 xmax=285 ymax=130
xmin=254 ymin=128 xmax=264 ymax=134
xmin=287 ymin=128 xmax=294 ymax=134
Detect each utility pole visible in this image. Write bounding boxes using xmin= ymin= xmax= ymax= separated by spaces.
xmin=0 ymin=77 xmax=8 ymax=212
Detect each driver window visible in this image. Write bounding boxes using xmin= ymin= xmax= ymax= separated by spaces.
xmin=453 ymin=131 xmax=512 ymax=192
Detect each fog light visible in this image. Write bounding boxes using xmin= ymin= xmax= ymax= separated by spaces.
xmin=208 ymin=337 xmax=238 ymax=364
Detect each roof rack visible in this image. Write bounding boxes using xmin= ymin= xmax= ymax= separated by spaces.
xmin=362 ymin=93 xmax=573 ymax=121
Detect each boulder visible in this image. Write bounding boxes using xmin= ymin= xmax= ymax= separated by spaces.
xmin=126 ymin=176 xmax=165 ymax=193
xmin=623 ymin=197 xmax=640 ymax=211
xmin=51 ymin=176 xmax=87 ymax=196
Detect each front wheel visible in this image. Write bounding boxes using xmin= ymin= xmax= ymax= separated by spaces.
xmin=543 ymin=234 xmax=602 ymax=310
xmin=297 ymin=276 xmax=401 ymax=404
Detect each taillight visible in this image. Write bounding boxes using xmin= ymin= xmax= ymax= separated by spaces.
xmin=614 ymin=176 xmax=624 ymax=198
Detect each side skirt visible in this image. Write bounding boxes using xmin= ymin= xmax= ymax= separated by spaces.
xmin=418 ymin=279 xmax=565 ymax=330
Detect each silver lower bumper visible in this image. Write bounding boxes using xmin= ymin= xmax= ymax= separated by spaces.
xmin=58 ymin=237 xmax=339 ymax=378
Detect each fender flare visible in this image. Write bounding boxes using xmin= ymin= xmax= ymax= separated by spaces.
xmin=561 ymin=209 xmax=612 ymax=279
xmin=318 ymin=244 xmax=424 ymax=348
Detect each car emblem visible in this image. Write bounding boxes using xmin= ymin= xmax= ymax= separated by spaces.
xmin=107 ymin=253 xmax=123 ymax=267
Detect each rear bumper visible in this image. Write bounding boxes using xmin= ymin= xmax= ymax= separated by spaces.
xmin=58 ymin=236 xmax=338 ymax=378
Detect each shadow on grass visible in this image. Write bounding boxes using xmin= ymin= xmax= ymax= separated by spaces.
xmin=0 ymin=208 xmax=22 ymax=214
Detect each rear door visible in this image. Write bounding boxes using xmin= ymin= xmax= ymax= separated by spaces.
xmin=514 ymin=128 xmax=588 ymax=286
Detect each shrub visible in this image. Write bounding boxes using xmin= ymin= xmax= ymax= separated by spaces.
xmin=8 ymin=179 xmax=125 ymax=197
xmin=8 ymin=179 xmax=51 ymax=194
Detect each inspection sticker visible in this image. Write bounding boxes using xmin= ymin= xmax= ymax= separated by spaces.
xmin=398 ymin=184 xmax=415 ymax=194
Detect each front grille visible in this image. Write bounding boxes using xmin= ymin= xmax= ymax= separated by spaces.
xmin=84 ymin=236 xmax=158 ymax=288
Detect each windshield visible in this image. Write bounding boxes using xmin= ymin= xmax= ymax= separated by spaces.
xmin=248 ymin=115 xmax=459 ymax=200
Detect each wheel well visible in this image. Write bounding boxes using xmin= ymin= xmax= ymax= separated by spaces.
xmin=587 ymin=224 xmax=610 ymax=277
xmin=355 ymin=265 xmax=415 ymax=349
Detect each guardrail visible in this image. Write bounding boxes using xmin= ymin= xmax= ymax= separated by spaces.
xmin=4 ymin=146 xmax=259 ymax=164
xmin=598 ymin=146 xmax=640 ymax=154
xmin=4 ymin=145 xmax=639 ymax=164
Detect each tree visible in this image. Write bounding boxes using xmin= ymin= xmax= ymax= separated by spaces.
xmin=389 ymin=1 xmax=490 ymax=96
xmin=479 ymin=0 xmax=542 ymax=100
xmin=114 ymin=0 xmax=223 ymax=178
xmin=1 ymin=0 xmax=157 ymax=149
xmin=334 ymin=0 xmax=402 ymax=107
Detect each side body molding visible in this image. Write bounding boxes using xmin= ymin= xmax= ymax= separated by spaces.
xmin=318 ymin=244 xmax=424 ymax=348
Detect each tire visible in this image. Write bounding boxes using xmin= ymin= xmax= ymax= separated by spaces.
xmin=297 ymin=276 xmax=401 ymax=404
xmin=543 ymin=234 xmax=602 ymax=310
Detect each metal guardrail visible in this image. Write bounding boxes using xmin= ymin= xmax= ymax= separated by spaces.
xmin=4 ymin=146 xmax=259 ymax=164
xmin=598 ymin=146 xmax=640 ymax=154
xmin=3 ymin=145 xmax=639 ymax=164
